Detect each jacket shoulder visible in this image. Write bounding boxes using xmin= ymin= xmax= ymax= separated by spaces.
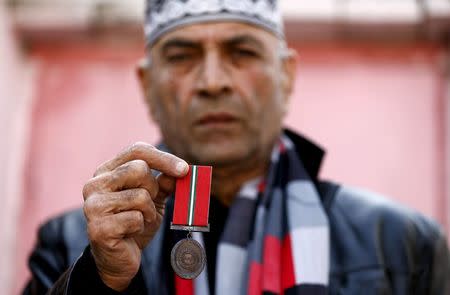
xmin=25 ymin=208 xmax=88 ymax=293
xmin=334 ymin=185 xmax=443 ymax=239
xmin=330 ymin=185 xmax=445 ymax=272
xmin=38 ymin=208 xmax=89 ymax=263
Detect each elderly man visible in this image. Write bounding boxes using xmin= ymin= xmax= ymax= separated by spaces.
xmin=24 ymin=0 xmax=449 ymax=294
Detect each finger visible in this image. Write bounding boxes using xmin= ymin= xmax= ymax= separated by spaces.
xmin=84 ymin=189 xmax=156 ymax=224
xmin=94 ymin=142 xmax=189 ymax=178
xmin=83 ymin=160 xmax=158 ymax=198
xmin=89 ymin=211 xmax=145 ymax=243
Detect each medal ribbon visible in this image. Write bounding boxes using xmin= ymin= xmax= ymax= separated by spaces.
xmin=172 ymin=165 xmax=212 ymax=229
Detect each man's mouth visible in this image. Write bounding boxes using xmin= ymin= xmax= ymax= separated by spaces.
xmin=195 ymin=113 xmax=239 ymax=126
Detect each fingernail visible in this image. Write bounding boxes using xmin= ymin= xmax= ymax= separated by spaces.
xmin=176 ymin=161 xmax=188 ymax=175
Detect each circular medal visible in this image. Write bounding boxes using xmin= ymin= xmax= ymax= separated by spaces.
xmin=171 ymin=238 xmax=206 ymax=279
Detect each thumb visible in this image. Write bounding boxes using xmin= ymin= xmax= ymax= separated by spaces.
xmin=154 ymin=173 xmax=177 ymax=207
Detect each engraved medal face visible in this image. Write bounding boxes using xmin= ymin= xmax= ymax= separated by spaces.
xmin=171 ymin=238 xmax=206 ymax=279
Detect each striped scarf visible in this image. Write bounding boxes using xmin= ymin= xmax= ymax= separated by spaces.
xmin=175 ymin=135 xmax=330 ymax=294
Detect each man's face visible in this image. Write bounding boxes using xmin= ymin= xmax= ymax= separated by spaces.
xmin=139 ymin=22 xmax=296 ymax=167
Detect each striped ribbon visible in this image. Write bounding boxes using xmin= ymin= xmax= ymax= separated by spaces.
xmin=172 ymin=165 xmax=211 ymax=231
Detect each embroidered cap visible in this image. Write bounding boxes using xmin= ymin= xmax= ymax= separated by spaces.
xmin=145 ymin=0 xmax=284 ymax=46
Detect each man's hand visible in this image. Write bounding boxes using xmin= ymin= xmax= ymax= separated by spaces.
xmin=82 ymin=142 xmax=189 ymax=291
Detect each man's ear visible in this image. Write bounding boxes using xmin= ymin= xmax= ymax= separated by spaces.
xmin=136 ymin=58 xmax=160 ymax=124
xmin=136 ymin=57 xmax=150 ymax=94
xmin=281 ymin=48 xmax=298 ymax=103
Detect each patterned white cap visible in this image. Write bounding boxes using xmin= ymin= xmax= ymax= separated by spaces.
xmin=145 ymin=0 xmax=284 ymax=46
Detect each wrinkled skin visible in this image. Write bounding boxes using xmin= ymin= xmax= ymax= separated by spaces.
xmin=139 ymin=22 xmax=297 ymax=205
xmin=83 ymin=143 xmax=189 ymax=291
xmin=83 ymin=22 xmax=297 ymax=291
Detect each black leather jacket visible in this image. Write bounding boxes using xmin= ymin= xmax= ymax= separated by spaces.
xmin=23 ymin=131 xmax=450 ymax=294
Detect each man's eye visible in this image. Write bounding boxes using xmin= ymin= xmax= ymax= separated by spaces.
xmin=234 ymin=48 xmax=258 ymax=58
xmin=166 ymin=53 xmax=192 ymax=63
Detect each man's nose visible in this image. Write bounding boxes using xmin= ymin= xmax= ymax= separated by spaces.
xmin=196 ymin=51 xmax=232 ymax=98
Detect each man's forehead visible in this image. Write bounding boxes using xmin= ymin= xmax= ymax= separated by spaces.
xmin=153 ymin=22 xmax=277 ymax=49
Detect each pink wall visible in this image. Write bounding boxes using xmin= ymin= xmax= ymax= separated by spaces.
xmin=286 ymin=45 xmax=446 ymax=221
xmin=14 ymin=41 xmax=448 ymax=292
xmin=0 ymin=3 xmax=34 ymax=295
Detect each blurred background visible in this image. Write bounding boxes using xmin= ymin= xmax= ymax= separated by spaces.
xmin=0 ymin=0 xmax=449 ymax=294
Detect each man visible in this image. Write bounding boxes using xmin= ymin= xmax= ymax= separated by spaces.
xmin=24 ymin=0 xmax=450 ymax=294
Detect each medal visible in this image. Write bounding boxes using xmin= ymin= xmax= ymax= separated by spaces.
xmin=171 ymin=234 xmax=206 ymax=279
xmin=171 ymin=165 xmax=212 ymax=279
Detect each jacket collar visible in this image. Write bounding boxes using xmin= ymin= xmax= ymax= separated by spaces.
xmin=283 ymin=128 xmax=325 ymax=181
